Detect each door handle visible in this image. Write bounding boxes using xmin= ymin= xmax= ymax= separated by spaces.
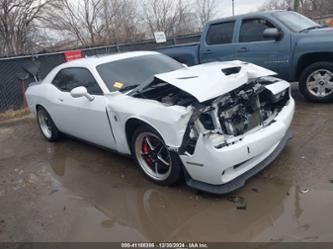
xmin=237 ymin=47 xmax=249 ymax=53
xmin=203 ymin=49 xmax=213 ymax=55
xmin=58 ymin=98 xmax=64 ymax=102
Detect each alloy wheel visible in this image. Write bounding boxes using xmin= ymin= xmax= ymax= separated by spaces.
xmin=38 ymin=109 xmax=52 ymax=139
xmin=134 ymin=132 xmax=172 ymax=181
xmin=306 ymin=69 xmax=333 ymax=97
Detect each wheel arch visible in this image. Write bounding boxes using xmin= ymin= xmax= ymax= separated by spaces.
xmin=35 ymin=104 xmax=45 ymax=112
xmin=35 ymin=104 xmax=62 ymax=133
xmin=125 ymin=117 xmax=184 ymax=185
xmin=295 ymin=52 xmax=333 ymax=80
xmin=125 ymin=118 xmax=165 ymax=154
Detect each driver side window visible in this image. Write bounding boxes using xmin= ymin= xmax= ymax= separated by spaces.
xmin=239 ymin=18 xmax=276 ymax=43
xmin=52 ymin=67 xmax=103 ymax=95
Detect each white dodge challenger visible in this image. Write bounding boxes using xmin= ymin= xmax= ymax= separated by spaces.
xmin=26 ymin=51 xmax=295 ymax=194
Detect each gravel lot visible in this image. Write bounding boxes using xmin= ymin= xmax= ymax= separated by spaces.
xmin=0 ymin=84 xmax=333 ymax=242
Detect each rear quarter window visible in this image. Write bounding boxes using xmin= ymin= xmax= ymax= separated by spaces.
xmin=51 ymin=67 xmax=103 ymax=95
xmin=206 ymin=21 xmax=235 ymax=45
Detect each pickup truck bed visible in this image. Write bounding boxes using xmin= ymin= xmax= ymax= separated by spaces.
xmin=157 ymin=43 xmax=199 ymax=66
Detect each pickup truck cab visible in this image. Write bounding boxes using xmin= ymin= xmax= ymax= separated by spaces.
xmin=159 ymin=11 xmax=333 ymax=102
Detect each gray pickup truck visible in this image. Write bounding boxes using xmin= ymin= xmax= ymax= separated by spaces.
xmin=158 ymin=11 xmax=333 ymax=102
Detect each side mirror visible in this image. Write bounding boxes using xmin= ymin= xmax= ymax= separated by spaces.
xmin=70 ymin=86 xmax=94 ymax=101
xmin=182 ymin=63 xmax=188 ymax=68
xmin=263 ymin=28 xmax=283 ymax=41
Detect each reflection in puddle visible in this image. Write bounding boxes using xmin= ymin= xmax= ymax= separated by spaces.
xmin=101 ymin=219 xmax=116 ymax=228
xmin=294 ymin=186 xmax=304 ymax=220
xmin=45 ymin=141 xmax=333 ymax=242
xmin=50 ymin=158 xmax=66 ymax=176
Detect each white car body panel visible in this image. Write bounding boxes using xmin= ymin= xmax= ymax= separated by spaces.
xmin=52 ymin=92 xmax=116 ymax=148
xmin=26 ymin=51 xmax=295 ymax=192
xmin=27 ymin=77 xmax=116 ymax=149
xmin=155 ymin=61 xmax=277 ymax=102
xmin=105 ymin=93 xmax=192 ymax=154
xmin=263 ymin=80 xmax=291 ymax=95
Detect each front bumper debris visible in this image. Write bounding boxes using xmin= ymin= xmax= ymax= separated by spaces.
xmin=184 ymin=129 xmax=292 ymax=194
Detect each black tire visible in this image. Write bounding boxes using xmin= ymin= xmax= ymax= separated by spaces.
xmin=131 ymin=125 xmax=183 ymax=186
xmin=36 ymin=106 xmax=61 ymax=142
xmin=299 ymin=61 xmax=333 ymax=102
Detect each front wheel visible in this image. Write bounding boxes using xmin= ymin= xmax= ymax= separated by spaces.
xmin=299 ymin=61 xmax=333 ymax=102
xmin=131 ymin=126 xmax=183 ymax=186
xmin=37 ymin=106 xmax=61 ymax=142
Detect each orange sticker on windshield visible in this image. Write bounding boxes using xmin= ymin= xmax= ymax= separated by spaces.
xmin=113 ymin=82 xmax=124 ymax=89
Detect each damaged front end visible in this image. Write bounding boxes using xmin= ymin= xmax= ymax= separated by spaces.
xmin=179 ymin=77 xmax=290 ymax=155
xmin=129 ymin=61 xmax=294 ymax=192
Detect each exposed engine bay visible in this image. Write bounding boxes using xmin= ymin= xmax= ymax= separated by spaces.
xmin=132 ymin=80 xmax=197 ymax=107
xmin=132 ymin=76 xmax=290 ymax=154
xmin=199 ymin=78 xmax=289 ymax=136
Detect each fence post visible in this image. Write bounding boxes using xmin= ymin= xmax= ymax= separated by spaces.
xmin=172 ymin=27 xmax=177 ymax=45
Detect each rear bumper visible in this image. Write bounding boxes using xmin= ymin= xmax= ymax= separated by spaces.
xmin=184 ymin=129 xmax=292 ymax=195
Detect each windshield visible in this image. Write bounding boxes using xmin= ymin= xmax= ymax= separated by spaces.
xmin=97 ymin=54 xmax=184 ymax=92
xmin=273 ymin=11 xmax=320 ymax=32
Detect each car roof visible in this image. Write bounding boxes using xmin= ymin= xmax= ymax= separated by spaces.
xmin=61 ymin=51 xmax=159 ymax=68
xmin=206 ymin=10 xmax=287 ymax=25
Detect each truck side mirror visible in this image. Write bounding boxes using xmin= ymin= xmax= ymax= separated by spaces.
xmin=263 ymin=28 xmax=283 ymax=41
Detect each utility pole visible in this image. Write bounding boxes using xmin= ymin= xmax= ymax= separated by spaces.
xmin=103 ymin=0 xmax=110 ymax=43
xmin=293 ymin=0 xmax=300 ymax=12
xmin=232 ymin=0 xmax=235 ymax=16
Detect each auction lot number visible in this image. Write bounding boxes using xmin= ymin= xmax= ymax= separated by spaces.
xmin=121 ymin=242 xmax=208 ymax=248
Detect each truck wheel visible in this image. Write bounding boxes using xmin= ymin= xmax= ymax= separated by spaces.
xmin=131 ymin=125 xmax=183 ymax=186
xmin=299 ymin=61 xmax=333 ymax=102
xmin=37 ymin=106 xmax=61 ymax=142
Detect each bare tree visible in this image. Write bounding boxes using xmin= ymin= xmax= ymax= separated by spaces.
xmin=260 ymin=0 xmax=333 ymax=18
xmin=259 ymin=0 xmax=291 ymax=11
xmin=175 ymin=0 xmax=199 ymax=34
xmin=300 ymin=0 xmax=333 ymax=18
xmin=102 ymin=0 xmax=144 ymax=44
xmin=46 ymin=0 xmax=104 ymax=47
xmin=0 ymin=0 xmax=56 ymax=56
xmin=194 ymin=0 xmax=219 ymax=27
xmin=45 ymin=0 xmax=144 ymax=47
xmin=141 ymin=0 xmax=196 ymax=37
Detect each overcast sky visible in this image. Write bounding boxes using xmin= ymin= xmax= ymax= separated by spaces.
xmin=216 ymin=0 xmax=267 ymax=17
xmin=71 ymin=0 xmax=269 ymax=19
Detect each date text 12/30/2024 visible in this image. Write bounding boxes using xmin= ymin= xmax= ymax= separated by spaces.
xmin=121 ymin=242 xmax=208 ymax=248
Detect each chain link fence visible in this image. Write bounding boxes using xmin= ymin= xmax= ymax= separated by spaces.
xmin=0 ymin=33 xmax=200 ymax=113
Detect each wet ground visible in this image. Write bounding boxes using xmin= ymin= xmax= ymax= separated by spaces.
xmin=0 ymin=84 xmax=332 ymax=242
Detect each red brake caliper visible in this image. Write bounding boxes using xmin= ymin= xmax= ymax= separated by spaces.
xmin=143 ymin=139 xmax=153 ymax=167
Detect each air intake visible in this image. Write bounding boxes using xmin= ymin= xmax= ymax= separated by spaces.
xmin=222 ymin=66 xmax=241 ymax=76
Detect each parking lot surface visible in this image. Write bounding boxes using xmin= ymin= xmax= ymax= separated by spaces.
xmin=0 ymin=84 xmax=333 ymax=242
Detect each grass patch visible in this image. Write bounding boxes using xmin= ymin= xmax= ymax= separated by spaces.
xmin=0 ymin=108 xmax=31 ymax=122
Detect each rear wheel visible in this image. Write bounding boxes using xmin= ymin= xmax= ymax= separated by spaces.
xmin=299 ymin=61 xmax=333 ymax=102
xmin=37 ymin=106 xmax=60 ymax=142
xmin=131 ymin=126 xmax=183 ymax=186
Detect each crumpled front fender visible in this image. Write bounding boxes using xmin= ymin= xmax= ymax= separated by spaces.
xmin=106 ymin=94 xmax=193 ymax=154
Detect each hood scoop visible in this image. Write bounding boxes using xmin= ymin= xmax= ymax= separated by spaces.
xmin=154 ymin=61 xmax=276 ymax=103
xmin=222 ymin=66 xmax=241 ymax=75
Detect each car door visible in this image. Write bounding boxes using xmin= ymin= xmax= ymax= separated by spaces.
xmin=50 ymin=67 xmax=116 ymax=149
xmin=200 ymin=20 xmax=237 ymax=63
xmin=234 ymin=17 xmax=291 ymax=79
